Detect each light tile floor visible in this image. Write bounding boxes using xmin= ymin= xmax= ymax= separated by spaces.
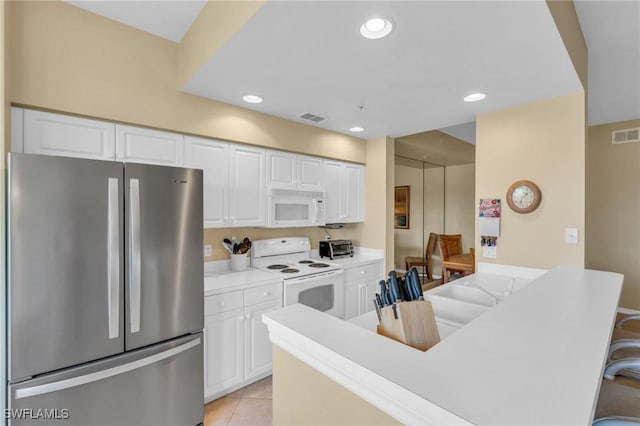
xmin=204 ymin=376 xmax=272 ymax=426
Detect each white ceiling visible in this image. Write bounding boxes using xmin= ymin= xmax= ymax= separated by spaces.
xmin=438 ymin=121 xmax=476 ymax=145
xmin=66 ymin=0 xmax=206 ymax=42
xmin=64 ymin=0 xmax=640 ymax=139
xmin=182 ymin=1 xmax=581 ymax=140
xmin=574 ymin=0 xmax=640 ymax=126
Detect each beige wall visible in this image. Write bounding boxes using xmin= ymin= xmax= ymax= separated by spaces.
xmin=586 ymin=119 xmax=640 ymax=310
xmin=363 ymin=137 xmax=395 ymax=271
xmin=445 ymin=164 xmax=475 ymax=253
xmin=475 ymin=92 xmax=586 ymax=269
xmin=6 ymin=1 xmax=365 ymax=163
xmin=272 ymin=346 xmax=400 ymax=426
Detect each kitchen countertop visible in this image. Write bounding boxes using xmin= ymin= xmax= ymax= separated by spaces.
xmin=204 ymin=268 xmax=282 ymax=296
xmin=263 ymin=267 xmax=623 ymax=425
xmin=310 ymin=247 xmax=384 ymax=268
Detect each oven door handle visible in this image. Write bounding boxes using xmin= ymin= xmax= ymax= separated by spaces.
xmin=286 ymin=268 xmax=344 ymax=283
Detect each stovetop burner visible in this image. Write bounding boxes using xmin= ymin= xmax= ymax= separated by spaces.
xmin=281 ymin=268 xmax=300 ymax=274
xmin=298 ymin=260 xmax=314 ymax=264
xmin=309 ymin=263 xmax=330 ymax=268
xmin=267 ymin=264 xmax=289 ymax=270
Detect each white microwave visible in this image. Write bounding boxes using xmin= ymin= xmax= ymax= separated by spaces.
xmin=267 ymin=188 xmax=325 ymax=228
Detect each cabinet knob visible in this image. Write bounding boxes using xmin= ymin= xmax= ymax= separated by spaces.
xmin=237 ymin=316 xmax=244 ymax=323
xmin=220 ymin=301 xmax=226 ymax=307
xmin=263 ymin=291 xmax=270 ymax=297
xmin=360 ymin=270 xmax=365 ymax=275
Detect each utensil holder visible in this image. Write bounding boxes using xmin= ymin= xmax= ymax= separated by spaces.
xmin=230 ymin=253 xmax=248 ymax=272
xmin=376 ymin=300 xmax=440 ymax=351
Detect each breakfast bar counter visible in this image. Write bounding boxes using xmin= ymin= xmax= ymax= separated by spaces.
xmin=263 ymin=267 xmax=623 ymax=425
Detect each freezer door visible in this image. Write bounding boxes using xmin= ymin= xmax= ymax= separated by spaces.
xmin=125 ymin=163 xmax=204 ymax=350
xmin=8 ymin=333 xmax=204 ymax=426
xmin=8 ymin=153 xmax=125 ymax=381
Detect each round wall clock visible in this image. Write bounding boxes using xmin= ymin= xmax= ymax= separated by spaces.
xmin=506 ymin=180 xmax=541 ymax=213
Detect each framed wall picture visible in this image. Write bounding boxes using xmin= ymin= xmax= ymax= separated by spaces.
xmin=394 ymin=185 xmax=410 ymax=229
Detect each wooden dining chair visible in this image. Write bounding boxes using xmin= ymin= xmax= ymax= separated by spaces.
xmin=405 ymin=232 xmax=437 ymax=282
xmin=438 ymin=234 xmax=473 ymax=283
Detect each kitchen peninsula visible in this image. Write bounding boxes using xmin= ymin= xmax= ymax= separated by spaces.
xmin=263 ymin=267 xmax=623 ymax=425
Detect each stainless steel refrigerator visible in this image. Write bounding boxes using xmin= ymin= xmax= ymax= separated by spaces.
xmin=6 ymin=153 xmax=204 ymax=426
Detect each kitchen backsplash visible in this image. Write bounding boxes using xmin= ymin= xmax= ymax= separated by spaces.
xmin=203 ymin=225 xmax=364 ymax=261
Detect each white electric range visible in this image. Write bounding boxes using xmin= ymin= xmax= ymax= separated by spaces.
xmin=252 ymin=237 xmax=344 ymax=319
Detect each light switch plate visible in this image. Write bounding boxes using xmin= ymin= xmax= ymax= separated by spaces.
xmin=204 ymin=244 xmax=212 ymax=257
xmin=483 ymin=246 xmax=497 ymax=258
xmin=564 ymin=227 xmax=578 ymax=244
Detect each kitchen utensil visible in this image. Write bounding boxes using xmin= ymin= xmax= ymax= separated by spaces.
xmin=388 ymin=271 xmax=401 ymax=302
xmin=373 ymin=299 xmax=382 ymax=323
xmin=379 ymin=280 xmax=389 ymax=305
xmin=405 ymin=269 xmax=416 ymax=301
xmin=402 ymin=275 xmax=414 ymax=301
xmin=409 ymin=268 xmax=423 ymax=300
xmin=221 ymin=242 xmax=233 ymax=254
xmin=375 ymin=293 xmax=384 ymax=311
xmin=391 ymin=303 xmax=398 ymax=320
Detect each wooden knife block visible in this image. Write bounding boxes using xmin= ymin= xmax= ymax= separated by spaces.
xmin=376 ymin=300 xmax=441 ymax=351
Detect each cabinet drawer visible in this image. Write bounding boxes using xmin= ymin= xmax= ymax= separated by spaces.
xmin=205 ymin=290 xmax=243 ymax=315
xmin=345 ymin=263 xmax=382 ymax=284
xmin=244 ymin=282 xmax=283 ymax=307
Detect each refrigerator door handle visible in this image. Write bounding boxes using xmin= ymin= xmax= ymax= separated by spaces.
xmin=107 ymin=178 xmax=120 ymax=339
xmin=129 ymin=178 xmax=141 ymax=333
xmin=14 ymin=337 xmax=201 ymax=400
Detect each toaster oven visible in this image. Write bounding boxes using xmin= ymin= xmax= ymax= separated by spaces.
xmin=319 ymin=240 xmax=354 ymax=260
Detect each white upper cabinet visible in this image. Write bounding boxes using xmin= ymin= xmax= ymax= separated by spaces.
xmin=343 ymin=163 xmax=365 ymax=222
xmin=266 ymin=150 xmax=323 ymax=192
xmin=266 ymin=150 xmax=296 ymax=188
xmin=297 ymin=155 xmax=323 ymax=191
xmin=116 ymin=124 xmax=184 ymax=166
xmin=22 ymin=109 xmax=116 ymax=160
xmin=324 ymin=160 xmax=365 ymax=224
xmin=229 ymin=145 xmax=266 ymax=227
xmin=324 ymin=160 xmax=344 ymax=223
xmin=184 ymin=136 xmax=229 ymax=228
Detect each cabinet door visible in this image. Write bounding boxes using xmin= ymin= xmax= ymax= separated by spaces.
xmin=116 ymin=124 xmax=184 ymax=166
xmin=266 ymin=150 xmax=296 ymax=189
xmin=229 ymin=144 xmax=265 ymax=227
xmin=204 ymin=309 xmax=244 ymax=398
xmin=10 ymin=107 xmax=24 ymax=153
xmin=23 ymin=109 xmax=116 ymax=160
xmin=324 ymin=161 xmax=343 ymax=223
xmin=344 ymin=283 xmax=361 ymax=320
xmin=185 ymin=137 xmax=229 ymax=228
xmin=297 ymin=155 xmax=324 ymax=192
xmin=245 ymin=299 xmax=281 ymax=380
xmin=343 ymin=163 xmax=365 ymax=222
xmin=362 ymin=279 xmax=379 ymax=315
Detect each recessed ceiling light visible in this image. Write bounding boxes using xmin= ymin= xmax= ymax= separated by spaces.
xmin=463 ymin=93 xmax=486 ymax=102
xmin=349 ymin=126 xmax=365 ymax=133
xmin=242 ymin=94 xmax=263 ymax=104
xmin=360 ymin=17 xmax=393 ymax=39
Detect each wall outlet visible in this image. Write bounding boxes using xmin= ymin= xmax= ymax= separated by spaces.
xmin=564 ymin=227 xmax=578 ymax=244
xmin=204 ymin=244 xmax=212 ymax=257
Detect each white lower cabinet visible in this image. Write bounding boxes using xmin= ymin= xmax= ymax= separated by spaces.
xmin=204 ymin=308 xmax=244 ymax=396
xmin=344 ymin=261 xmax=384 ymax=320
xmin=203 ymin=281 xmax=282 ymax=401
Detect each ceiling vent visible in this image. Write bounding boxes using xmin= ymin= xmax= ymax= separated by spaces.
xmin=298 ymin=113 xmax=326 ymax=123
xmin=612 ymin=127 xmax=640 ymax=144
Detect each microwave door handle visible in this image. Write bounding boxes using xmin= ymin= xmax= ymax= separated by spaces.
xmin=313 ymin=200 xmax=319 ymax=224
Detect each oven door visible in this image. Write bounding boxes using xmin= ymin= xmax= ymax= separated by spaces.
xmin=284 ymin=270 xmax=344 ymax=319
